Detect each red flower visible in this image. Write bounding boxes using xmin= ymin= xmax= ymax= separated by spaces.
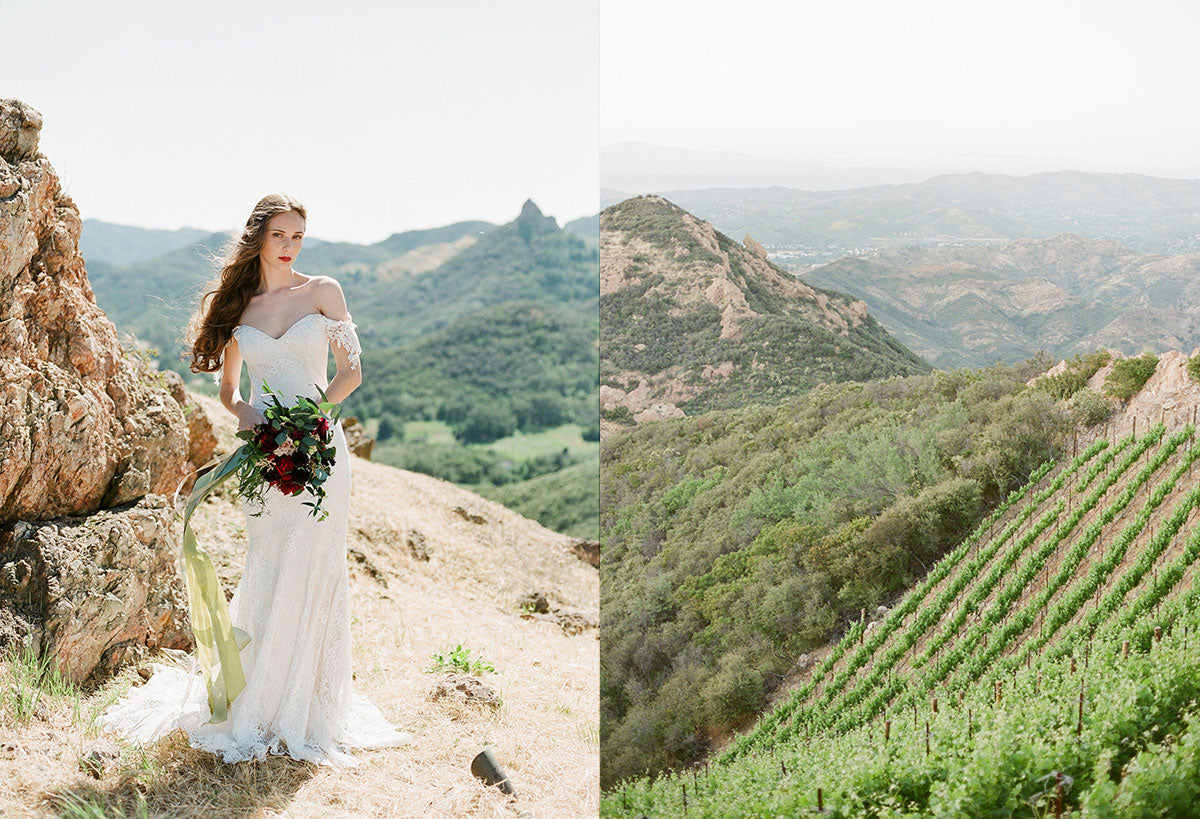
xmin=274 ymin=454 xmax=296 ymax=476
xmin=316 ymin=417 xmax=331 ymax=436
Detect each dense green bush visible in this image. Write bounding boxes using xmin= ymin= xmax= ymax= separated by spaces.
xmin=1069 ymin=387 xmax=1114 ymax=426
xmin=1104 ymin=352 xmax=1160 ymax=400
xmin=454 ymin=404 xmax=518 ymax=444
xmin=1031 ymin=349 xmax=1111 ymax=400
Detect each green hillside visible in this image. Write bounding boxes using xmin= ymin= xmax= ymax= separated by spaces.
xmin=80 ymin=218 xmax=213 ymax=266
xmin=353 ymin=300 xmax=598 ymax=439
xmin=604 ymin=419 xmax=1200 ymax=815
xmin=472 ymin=454 xmax=600 ymax=540
xmin=376 ymin=199 xmax=598 ymax=343
xmin=599 ymin=360 xmax=1075 ymax=786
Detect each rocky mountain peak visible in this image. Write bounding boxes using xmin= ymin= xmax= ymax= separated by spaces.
xmin=600 ymin=195 xmax=928 ymax=424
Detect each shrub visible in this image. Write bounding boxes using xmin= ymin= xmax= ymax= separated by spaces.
xmin=1188 ymin=355 xmax=1200 ymax=383
xmin=1031 ymin=349 xmax=1112 ymax=400
xmin=1069 ymin=388 xmax=1113 ymax=426
xmin=1103 ymin=353 xmax=1159 ymax=400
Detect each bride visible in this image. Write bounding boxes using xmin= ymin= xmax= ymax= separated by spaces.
xmin=98 ymin=193 xmax=412 ymax=766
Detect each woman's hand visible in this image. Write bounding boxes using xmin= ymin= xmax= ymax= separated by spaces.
xmin=236 ymin=401 xmax=268 ymax=431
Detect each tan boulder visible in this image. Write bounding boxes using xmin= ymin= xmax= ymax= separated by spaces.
xmin=0 ymin=98 xmax=193 ymax=680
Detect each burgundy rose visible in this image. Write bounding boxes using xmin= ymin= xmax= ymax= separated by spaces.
xmin=274 ymin=454 xmax=296 ymax=476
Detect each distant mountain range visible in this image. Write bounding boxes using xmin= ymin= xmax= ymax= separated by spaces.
xmin=80 ymin=220 xmax=221 ymax=267
xmin=603 ymin=170 xmax=1200 ymax=262
xmin=85 ymin=200 xmax=597 ymax=367
xmin=802 ymin=234 xmax=1200 ymax=369
xmin=600 ymin=196 xmax=929 ymax=419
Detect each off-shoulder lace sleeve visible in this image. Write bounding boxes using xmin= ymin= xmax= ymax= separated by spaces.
xmin=324 ymin=313 xmax=361 ymax=371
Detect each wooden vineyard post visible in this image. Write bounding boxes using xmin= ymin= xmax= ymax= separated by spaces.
xmin=968 ymin=708 xmax=973 ymax=740
xmin=884 ymin=720 xmax=891 ymax=742
xmin=932 ymin=697 xmax=938 ymax=715
xmin=681 ymin=783 xmax=687 ymax=814
xmin=1122 ymin=640 xmax=1130 ymax=658
xmin=1056 ymin=770 xmax=1064 ymax=819
xmin=925 ymin=720 xmax=930 ymax=756
xmin=1154 ymin=625 xmax=1162 ymax=644
xmin=817 ymin=787 xmax=824 ymax=812
xmin=781 ymin=759 xmax=786 ymax=777
xmin=1077 ymin=678 xmax=1085 ymax=737
xmin=1070 ymin=657 xmax=1076 ymax=674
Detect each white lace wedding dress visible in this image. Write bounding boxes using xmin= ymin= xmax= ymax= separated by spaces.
xmin=98 ymin=311 xmax=412 ymax=766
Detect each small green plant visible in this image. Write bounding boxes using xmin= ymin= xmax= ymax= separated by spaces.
xmin=425 ymin=644 xmax=495 ymax=676
xmin=2 ymin=640 xmax=78 ymax=724
xmin=1188 ymin=354 xmax=1200 ymax=383
xmin=122 ymin=345 xmax=170 ymax=393
xmin=50 ymin=788 xmax=149 ymax=819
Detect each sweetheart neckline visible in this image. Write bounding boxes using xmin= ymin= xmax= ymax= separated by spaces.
xmin=234 ymin=311 xmax=325 ymax=341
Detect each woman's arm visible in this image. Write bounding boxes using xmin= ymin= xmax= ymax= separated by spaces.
xmin=218 ymin=335 xmax=261 ymax=429
xmin=317 ymin=277 xmax=363 ymax=406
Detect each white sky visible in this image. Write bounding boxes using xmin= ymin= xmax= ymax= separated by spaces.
xmin=601 ymin=0 xmax=1200 ymax=178
xmin=5 ymin=0 xmax=598 ymax=244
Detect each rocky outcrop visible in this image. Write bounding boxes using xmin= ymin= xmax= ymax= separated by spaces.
xmin=1122 ymin=349 xmax=1200 ymax=429
xmin=743 ymin=235 xmax=768 ymax=261
xmin=0 ymin=495 xmax=190 ymax=683
xmin=0 ymin=99 xmax=193 ymax=681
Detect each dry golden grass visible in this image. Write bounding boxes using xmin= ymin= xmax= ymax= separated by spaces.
xmin=0 ymin=394 xmax=598 ymax=818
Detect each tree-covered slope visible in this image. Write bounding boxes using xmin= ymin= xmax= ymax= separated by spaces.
xmin=375 ymin=199 xmax=599 ymax=343
xmin=353 ymin=300 xmax=598 ymax=437
xmin=604 ymin=414 xmax=1200 ymax=815
xmin=600 ymin=360 xmax=1075 ymax=786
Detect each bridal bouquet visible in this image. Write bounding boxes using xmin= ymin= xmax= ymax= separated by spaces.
xmin=173 ymin=381 xmax=342 ymax=722
xmin=235 ymin=381 xmax=342 ymax=521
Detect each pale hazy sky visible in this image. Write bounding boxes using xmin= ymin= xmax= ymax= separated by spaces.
xmin=6 ymin=0 xmax=598 ymax=243
xmin=602 ymin=0 xmax=1200 ymax=178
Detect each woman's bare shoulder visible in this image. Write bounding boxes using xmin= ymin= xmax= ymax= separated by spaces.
xmin=310 ymin=276 xmax=350 ymax=319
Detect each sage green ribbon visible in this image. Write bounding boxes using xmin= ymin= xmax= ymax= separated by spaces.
xmin=174 ymin=445 xmax=253 ymax=723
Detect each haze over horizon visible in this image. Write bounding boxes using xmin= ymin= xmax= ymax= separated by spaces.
xmin=602 ymin=0 xmax=1200 ymax=188
xmin=600 ymin=140 xmax=1200 ymax=196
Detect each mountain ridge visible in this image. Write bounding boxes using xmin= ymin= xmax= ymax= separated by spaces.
xmin=600 ymin=195 xmax=929 ymax=421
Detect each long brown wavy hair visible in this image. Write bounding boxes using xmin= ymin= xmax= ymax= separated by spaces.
xmin=187 ymin=193 xmax=308 ymax=378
